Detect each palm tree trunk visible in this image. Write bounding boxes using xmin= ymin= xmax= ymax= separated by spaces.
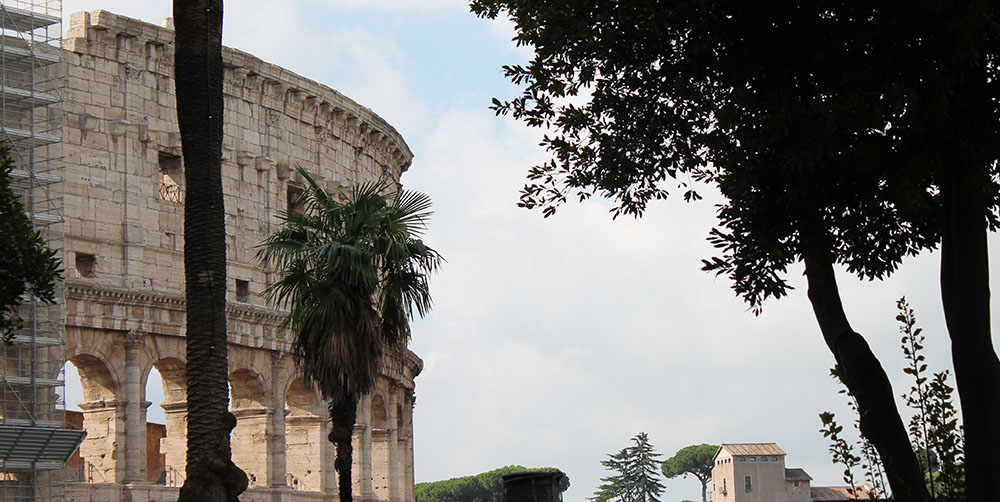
xmin=174 ymin=1 xmax=247 ymax=501
xmin=803 ymin=255 xmax=930 ymax=502
xmin=329 ymin=394 xmax=359 ymax=502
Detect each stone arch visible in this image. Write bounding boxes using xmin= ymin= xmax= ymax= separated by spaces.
xmin=285 ymin=377 xmax=325 ymax=492
xmin=286 ymin=377 xmax=321 ymax=416
xmin=149 ymin=357 xmax=187 ymax=486
xmin=230 ymin=368 xmax=266 ymax=409
xmin=230 ymin=368 xmax=269 ymax=486
xmin=68 ymin=353 xmax=117 ymax=403
xmin=65 ymin=353 xmax=120 ymax=483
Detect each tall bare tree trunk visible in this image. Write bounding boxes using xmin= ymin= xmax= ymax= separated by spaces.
xmin=174 ymin=1 xmax=247 ymax=501
xmin=937 ymin=56 xmax=1000 ymax=502
xmin=329 ymin=395 xmax=359 ymax=502
xmin=804 ymin=256 xmax=930 ymax=502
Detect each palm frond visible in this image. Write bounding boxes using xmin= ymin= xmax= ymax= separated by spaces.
xmin=258 ymin=165 xmax=441 ymax=401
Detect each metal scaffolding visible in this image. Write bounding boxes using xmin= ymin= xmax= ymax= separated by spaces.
xmin=0 ymin=1 xmax=84 ymax=501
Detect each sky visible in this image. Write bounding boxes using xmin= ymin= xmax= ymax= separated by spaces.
xmin=59 ymin=2 xmax=1000 ymax=501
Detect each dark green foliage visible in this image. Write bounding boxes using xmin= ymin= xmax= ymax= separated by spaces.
xmin=259 ymin=168 xmax=441 ymax=403
xmin=591 ymin=432 xmax=665 ymax=502
xmin=259 ymin=167 xmax=440 ymax=502
xmin=415 ymin=465 xmax=569 ymax=502
xmin=820 ymin=299 xmax=966 ymax=501
xmin=898 ymin=298 xmax=965 ymax=501
xmin=661 ymin=444 xmax=718 ymax=502
xmin=472 ymin=3 xmax=1000 ymax=498
xmin=0 ymin=142 xmax=61 ymax=344
xmin=468 ymin=2 xmax=984 ymax=306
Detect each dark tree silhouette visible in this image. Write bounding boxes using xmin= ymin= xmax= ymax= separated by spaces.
xmin=471 ymin=2 xmax=1000 ymax=499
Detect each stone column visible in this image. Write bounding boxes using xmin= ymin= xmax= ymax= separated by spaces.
xmin=321 ymin=417 xmax=338 ymax=499
xmin=123 ymin=330 xmax=146 ymax=484
xmin=232 ymin=407 xmax=272 ymax=486
xmin=161 ymin=401 xmax=188 ymax=486
xmin=371 ymin=428 xmax=390 ymax=499
xmin=77 ymin=399 xmax=127 ymax=483
xmin=387 ymin=386 xmax=401 ymax=502
xmin=353 ymin=393 xmax=376 ymax=501
xmin=269 ymin=352 xmax=287 ymax=488
xmin=352 ymin=422 xmax=364 ymax=497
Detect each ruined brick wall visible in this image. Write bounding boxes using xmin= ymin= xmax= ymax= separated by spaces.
xmin=60 ymin=10 xmax=421 ymax=502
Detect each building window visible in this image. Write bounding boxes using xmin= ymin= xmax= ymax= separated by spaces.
xmin=158 ymin=152 xmax=183 ymax=203
xmin=745 ymin=476 xmax=752 ymax=492
xmin=75 ymin=252 xmax=97 ymax=278
xmin=761 ymin=456 xmax=768 ymax=462
xmin=738 ymin=456 xmax=746 ymax=462
xmin=722 ymin=478 xmax=727 ymax=494
xmin=750 ymin=456 xmax=756 ymax=462
xmin=794 ymin=481 xmax=800 ymax=487
xmin=772 ymin=456 xmax=778 ymax=461
xmin=287 ymin=184 xmax=304 ymax=214
xmin=236 ymin=279 xmax=250 ymax=302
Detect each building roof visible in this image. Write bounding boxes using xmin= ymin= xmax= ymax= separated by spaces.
xmin=784 ymin=468 xmax=813 ymax=481
xmin=718 ymin=443 xmax=786 ymax=456
xmin=810 ymin=485 xmax=875 ymax=501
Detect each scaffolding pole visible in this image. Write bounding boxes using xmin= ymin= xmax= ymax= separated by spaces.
xmin=0 ymin=2 xmax=84 ymax=502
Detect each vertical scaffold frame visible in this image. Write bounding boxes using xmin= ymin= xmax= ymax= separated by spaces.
xmin=0 ymin=2 xmax=85 ymax=502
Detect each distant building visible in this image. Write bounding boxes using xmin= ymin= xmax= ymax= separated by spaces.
xmin=711 ymin=443 xmax=875 ymax=502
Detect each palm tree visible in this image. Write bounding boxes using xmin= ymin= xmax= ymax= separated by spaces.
xmin=259 ymin=168 xmax=441 ymax=502
xmin=174 ymin=1 xmax=248 ymax=501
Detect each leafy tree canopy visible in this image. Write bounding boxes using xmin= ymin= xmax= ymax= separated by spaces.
xmin=0 ymin=141 xmax=61 ymax=343
xmin=661 ymin=444 xmax=718 ymax=502
xmin=470 ymin=2 xmax=1000 ymax=499
xmin=470 ymin=0 xmax=1000 ymax=311
xmin=415 ymin=465 xmax=569 ymax=502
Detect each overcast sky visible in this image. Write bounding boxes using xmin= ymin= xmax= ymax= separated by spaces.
xmin=60 ymin=2 xmax=1000 ymax=501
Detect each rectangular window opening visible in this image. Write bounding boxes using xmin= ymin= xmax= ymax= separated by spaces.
xmin=287 ymin=184 xmax=304 ymax=214
xmin=745 ymin=476 xmax=752 ymax=492
xmin=159 ymin=151 xmax=183 ymax=203
xmin=236 ymin=279 xmax=250 ymax=302
xmin=75 ymin=252 xmax=96 ymax=278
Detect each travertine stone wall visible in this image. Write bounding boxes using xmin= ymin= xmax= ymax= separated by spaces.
xmin=60 ymin=10 xmax=421 ymax=502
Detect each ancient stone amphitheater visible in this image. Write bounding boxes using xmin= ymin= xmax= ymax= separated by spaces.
xmin=59 ymin=10 xmax=420 ymax=502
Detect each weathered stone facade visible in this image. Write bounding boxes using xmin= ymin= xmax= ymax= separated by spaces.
xmin=59 ymin=10 xmax=420 ymax=502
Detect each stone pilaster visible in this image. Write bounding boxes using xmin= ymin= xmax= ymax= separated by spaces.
xmin=123 ymin=330 xmax=146 ymax=484
xmin=269 ymin=352 xmax=288 ymax=488
xmin=78 ymin=399 xmax=127 ymax=483
xmin=352 ymin=422 xmax=364 ymax=497
xmin=232 ymin=407 xmax=273 ymax=486
xmin=322 ymin=418 xmax=338 ymax=499
xmin=359 ymin=393 xmax=375 ymax=501
xmin=404 ymin=390 xmax=415 ymax=502
xmin=388 ymin=385 xmax=401 ymax=502
xmin=160 ymin=401 xmax=188 ymax=486
xmin=285 ymin=413 xmax=325 ymax=492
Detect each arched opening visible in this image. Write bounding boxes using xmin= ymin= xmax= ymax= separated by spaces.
xmin=64 ymin=354 xmax=119 ymax=484
xmin=285 ymin=377 xmax=324 ymax=492
xmin=229 ymin=368 xmax=269 ymax=486
xmin=147 ymin=358 xmax=186 ymax=486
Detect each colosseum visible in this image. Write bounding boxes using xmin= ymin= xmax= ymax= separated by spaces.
xmin=55 ymin=9 xmax=420 ymax=502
